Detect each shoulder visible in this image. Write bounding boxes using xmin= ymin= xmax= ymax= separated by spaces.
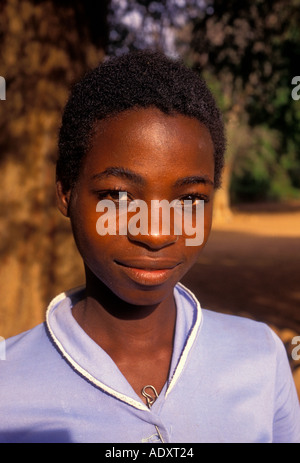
xmin=4 ymin=323 xmax=51 ymax=361
xmin=2 ymin=286 xmax=85 ymax=365
xmin=0 ymin=322 xmax=59 ymax=385
xmin=175 ymin=283 xmax=285 ymax=363
xmin=194 ymin=308 xmax=293 ymax=382
xmin=197 ymin=310 xmax=300 ymax=443
xmin=201 ymin=308 xmax=282 ymax=352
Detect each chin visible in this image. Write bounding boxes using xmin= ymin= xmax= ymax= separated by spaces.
xmin=113 ymin=281 xmax=175 ymax=307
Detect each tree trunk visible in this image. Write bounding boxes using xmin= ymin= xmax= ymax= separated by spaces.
xmin=0 ymin=0 xmax=107 ymax=338
xmin=213 ymin=162 xmax=233 ymax=224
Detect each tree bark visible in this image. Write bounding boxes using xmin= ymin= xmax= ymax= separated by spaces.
xmin=0 ymin=0 xmax=106 ymax=338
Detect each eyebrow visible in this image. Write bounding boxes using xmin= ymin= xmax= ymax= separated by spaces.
xmin=91 ymin=167 xmax=214 ymax=188
xmin=173 ymin=175 xmax=214 ymax=188
xmin=91 ymin=167 xmax=146 ymax=186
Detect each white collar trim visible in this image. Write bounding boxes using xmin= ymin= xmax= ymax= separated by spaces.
xmin=45 ymin=282 xmax=202 ymax=411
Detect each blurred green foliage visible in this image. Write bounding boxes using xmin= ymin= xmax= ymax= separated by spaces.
xmin=107 ymin=0 xmax=300 ymax=203
xmin=230 ymin=126 xmax=300 ymax=202
xmin=189 ymin=0 xmax=300 ymax=202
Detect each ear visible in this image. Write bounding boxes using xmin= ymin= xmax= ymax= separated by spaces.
xmin=56 ymin=181 xmax=71 ymax=217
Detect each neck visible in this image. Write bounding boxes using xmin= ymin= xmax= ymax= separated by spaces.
xmin=72 ymin=266 xmax=177 ymax=353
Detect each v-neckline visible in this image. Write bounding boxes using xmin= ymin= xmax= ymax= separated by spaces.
xmin=45 ymin=283 xmax=202 ymax=412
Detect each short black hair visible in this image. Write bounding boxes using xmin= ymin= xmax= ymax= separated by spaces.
xmin=57 ymin=50 xmax=226 ymax=191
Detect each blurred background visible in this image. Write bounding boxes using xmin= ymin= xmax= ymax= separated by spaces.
xmin=0 ymin=0 xmax=299 ymax=393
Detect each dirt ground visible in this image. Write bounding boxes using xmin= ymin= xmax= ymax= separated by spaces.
xmin=181 ymin=200 xmax=300 ymax=400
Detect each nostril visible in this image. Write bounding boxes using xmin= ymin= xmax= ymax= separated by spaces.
xmin=127 ymin=231 xmax=179 ymax=250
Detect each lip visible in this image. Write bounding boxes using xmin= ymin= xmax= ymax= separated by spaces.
xmin=115 ymin=259 xmax=181 ymax=286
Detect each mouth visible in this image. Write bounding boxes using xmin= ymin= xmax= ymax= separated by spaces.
xmin=114 ymin=259 xmax=181 ymax=286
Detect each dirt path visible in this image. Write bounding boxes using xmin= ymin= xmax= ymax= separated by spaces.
xmin=181 ymin=200 xmax=300 ymax=399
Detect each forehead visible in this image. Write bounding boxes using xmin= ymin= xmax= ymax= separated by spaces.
xmin=82 ymin=107 xmax=215 ymax=184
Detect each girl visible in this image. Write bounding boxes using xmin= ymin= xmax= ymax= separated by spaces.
xmin=1 ymin=50 xmax=299 ymax=443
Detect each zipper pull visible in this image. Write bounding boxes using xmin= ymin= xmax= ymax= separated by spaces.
xmin=141 ymin=385 xmax=164 ymax=443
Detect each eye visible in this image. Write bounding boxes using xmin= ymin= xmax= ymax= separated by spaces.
xmin=95 ymin=189 xmax=132 ymax=205
xmin=178 ymin=193 xmax=209 ymax=207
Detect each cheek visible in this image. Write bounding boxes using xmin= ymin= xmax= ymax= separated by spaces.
xmin=71 ymin=216 xmax=122 ymax=289
xmin=176 ymin=204 xmax=213 ymax=270
xmin=204 ymin=202 xmax=213 ymax=236
xmin=183 ymin=202 xmax=213 ymax=247
xmin=69 ymin=198 xmax=109 ymax=261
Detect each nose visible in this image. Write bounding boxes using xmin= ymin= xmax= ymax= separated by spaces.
xmin=128 ymin=229 xmax=178 ymax=250
xmin=126 ymin=201 xmax=179 ymax=250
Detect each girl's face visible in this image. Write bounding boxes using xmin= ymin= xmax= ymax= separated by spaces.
xmin=57 ymin=107 xmax=215 ymax=306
